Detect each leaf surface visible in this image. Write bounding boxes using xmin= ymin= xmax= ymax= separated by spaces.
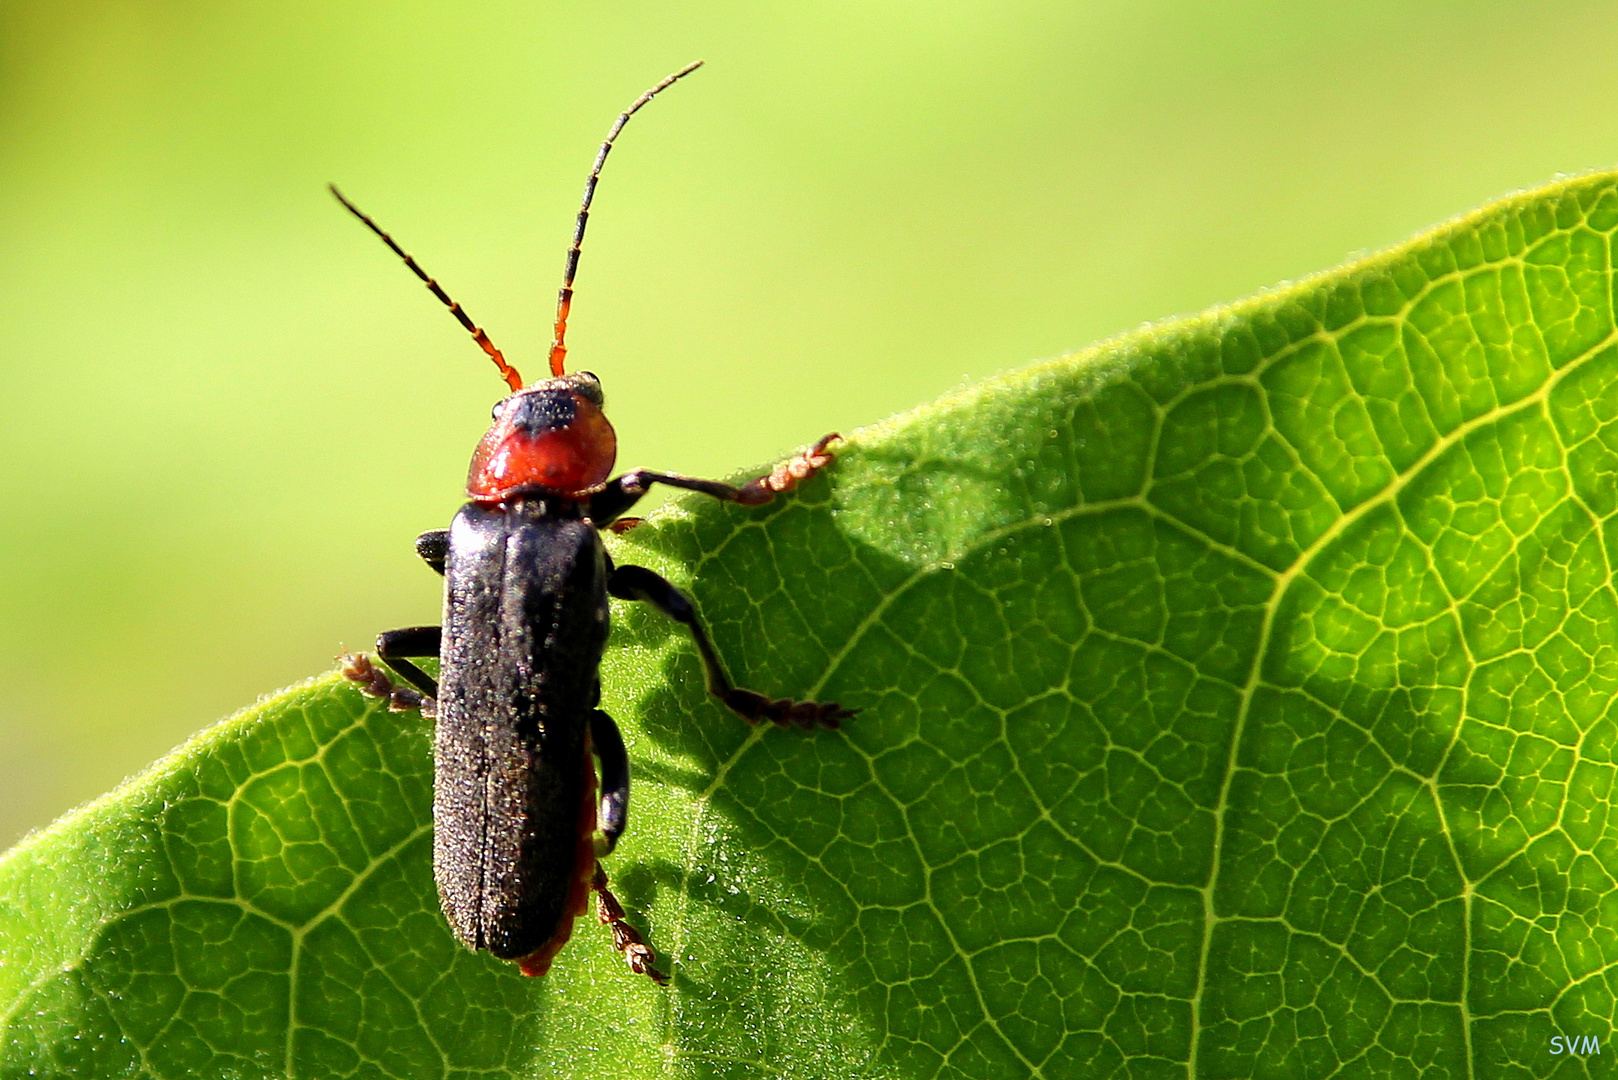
xmin=7 ymin=173 xmax=1618 ymax=1078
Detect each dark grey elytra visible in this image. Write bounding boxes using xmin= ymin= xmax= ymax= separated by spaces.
xmin=335 ymin=61 xmax=852 ymax=983
xmin=435 ymin=505 xmax=609 ymax=961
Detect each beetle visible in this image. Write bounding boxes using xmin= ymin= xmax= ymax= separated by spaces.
xmin=334 ymin=61 xmax=850 ymax=985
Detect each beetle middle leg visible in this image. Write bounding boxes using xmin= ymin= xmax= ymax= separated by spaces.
xmin=342 ymin=625 xmax=442 ymax=714
xmin=609 ymin=564 xmax=853 ymax=728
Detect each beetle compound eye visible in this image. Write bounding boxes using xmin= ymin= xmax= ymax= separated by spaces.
xmin=570 ymin=371 xmax=605 ymax=407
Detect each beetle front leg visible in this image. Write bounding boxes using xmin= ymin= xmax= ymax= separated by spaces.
xmin=589 ymin=433 xmax=839 ymax=526
xmin=415 ymin=529 xmax=449 ymax=575
xmin=609 ymin=564 xmax=853 ymax=729
xmin=342 ymin=625 xmax=442 ymax=714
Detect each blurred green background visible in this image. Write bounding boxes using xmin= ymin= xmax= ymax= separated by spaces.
xmin=0 ymin=0 xmax=1613 ymax=845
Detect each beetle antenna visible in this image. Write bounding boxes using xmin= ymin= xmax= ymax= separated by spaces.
xmin=548 ymin=59 xmax=704 ymax=377
xmin=330 ymin=183 xmax=525 ymax=392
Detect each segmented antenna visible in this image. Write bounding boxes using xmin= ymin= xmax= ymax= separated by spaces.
xmin=549 ymin=60 xmax=704 ymax=377
xmin=330 ymin=183 xmax=525 ymax=392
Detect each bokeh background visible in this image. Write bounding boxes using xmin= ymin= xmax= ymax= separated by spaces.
xmin=1 ymin=0 xmax=1614 ymax=845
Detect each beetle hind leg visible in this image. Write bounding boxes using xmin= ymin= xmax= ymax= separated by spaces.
xmin=590 ymin=709 xmax=630 ymax=853
xmin=593 ymin=863 xmax=667 ymax=985
xmin=609 ymin=564 xmax=855 ymax=729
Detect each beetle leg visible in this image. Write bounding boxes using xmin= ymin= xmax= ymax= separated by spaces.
xmin=588 ymin=433 xmax=840 ymax=526
xmin=729 ymin=432 xmax=840 ymax=504
xmin=609 ymin=564 xmax=854 ymax=729
xmin=341 ymin=650 xmax=433 ymax=715
xmin=590 ymin=709 xmax=630 ymax=853
xmin=378 ymin=625 xmax=442 ymax=697
xmin=343 ymin=626 xmax=442 ymax=713
xmin=414 ymin=529 xmax=449 ymax=575
xmin=592 ymin=863 xmax=666 ymax=985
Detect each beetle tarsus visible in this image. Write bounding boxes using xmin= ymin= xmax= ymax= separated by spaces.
xmin=340 ymin=651 xmax=437 ymax=716
xmin=735 ymin=432 xmax=840 ymax=505
xmin=607 ymin=516 xmax=645 ymax=535
xmin=721 ymin=688 xmax=854 ymax=729
xmin=592 ymin=864 xmax=667 ymax=985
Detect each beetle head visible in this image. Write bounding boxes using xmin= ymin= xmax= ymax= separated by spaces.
xmin=466 ymin=371 xmax=617 ymax=501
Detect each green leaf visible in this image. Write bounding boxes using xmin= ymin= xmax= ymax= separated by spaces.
xmin=7 ymin=171 xmax=1618 ymax=1078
